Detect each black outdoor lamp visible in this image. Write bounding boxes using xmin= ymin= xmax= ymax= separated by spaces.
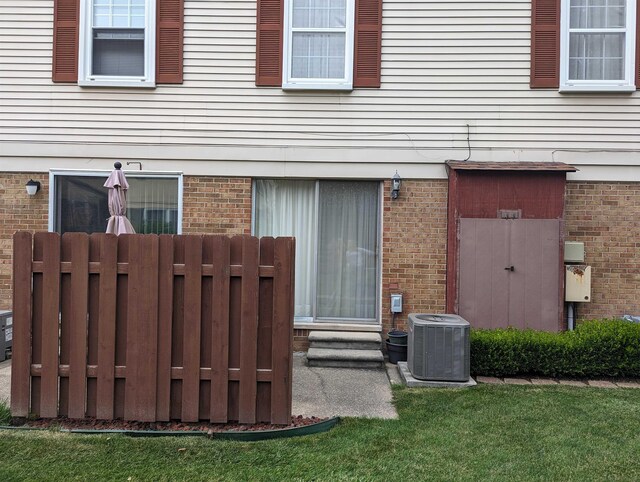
xmin=391 ymin=171 xmax=402 ymax=200
xmin=25 ymin=179 xmax=41 ymax=196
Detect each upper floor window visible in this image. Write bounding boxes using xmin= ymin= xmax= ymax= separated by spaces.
xmin=255 ymin=0 xmax=381 ymax=89
xmin=282 ymin=0 xmax=355 ymax=90
xmin=560 ymin=0 xmax=637 ymax=91
xmin=53 ymin=0 xmax=183 ymax=85
xmin=78 ymin=0 xmax=156 ymax=87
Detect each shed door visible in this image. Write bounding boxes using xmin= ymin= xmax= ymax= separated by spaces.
xmin=458 ymin=219 xmax=562 ymax=331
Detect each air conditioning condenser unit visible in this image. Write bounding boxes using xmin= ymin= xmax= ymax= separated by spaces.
xmin=407 ymin=313 xmax=470 ymax=382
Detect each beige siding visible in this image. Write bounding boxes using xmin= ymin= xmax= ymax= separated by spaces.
xmin=1 ymin=0 xmax=640 ymax=178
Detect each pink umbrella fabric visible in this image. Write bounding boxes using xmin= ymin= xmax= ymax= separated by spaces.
xmin=104 ymin=162 xmax=136 ymax=235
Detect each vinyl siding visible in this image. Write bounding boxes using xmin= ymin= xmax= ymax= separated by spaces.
xmin=1 ymin=0 xmax=640 ymax=177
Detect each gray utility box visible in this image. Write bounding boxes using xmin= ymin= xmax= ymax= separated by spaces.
xmin=407 ymin=314 xmax=470 ymax=382
xmin=0 ymin=310 xmax=12 ymax=362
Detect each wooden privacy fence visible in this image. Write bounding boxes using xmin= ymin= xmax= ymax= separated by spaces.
xmin=11 ymin=232 xmax=295 ymax=425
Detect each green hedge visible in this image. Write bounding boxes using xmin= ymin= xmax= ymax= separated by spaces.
xmin=470 ymin=319 xmax=640 ymax=378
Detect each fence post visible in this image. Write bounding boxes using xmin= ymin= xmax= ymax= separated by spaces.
xmin=10 ymin=232 xmax=33 ymax=419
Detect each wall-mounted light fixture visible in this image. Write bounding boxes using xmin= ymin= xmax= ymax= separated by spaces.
xmin=391 ymin=171 xmax=402 ymax=200
xmin=26 ymin=179 xmax=41 ymax=196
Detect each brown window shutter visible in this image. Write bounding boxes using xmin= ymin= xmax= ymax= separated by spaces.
xmin=353 ymin=0 xmax=382 ymax=88
xmin=52 ymin=0 xmax=79 ymax=83
xmin=256 ymin=0 xmax=283 ymax=86
xmin=157 ymin=0 xmax=184 ymax=84
xmin=530 ymin=0 xmax=560 ymax=88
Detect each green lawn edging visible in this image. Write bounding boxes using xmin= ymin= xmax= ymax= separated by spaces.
xmin=0 ymin=416 xmax=341 ymax=442
xmin=471 ymin=319 xmax=640 ymax=378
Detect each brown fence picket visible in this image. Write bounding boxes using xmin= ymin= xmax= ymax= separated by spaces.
xmin=39 ymin=233 xmax=61 ymax=418
xmin=58 ymin=234 xmax=72 ymax=417
xmin=96 ymin=234 xmax=118 ymax=420
xmin=67 ymin=233 xmax=89 ymax=419
xmin=210 ymin=236 xmax=230 ymax=423
xmin=156 ymin=235 xmax=174 ymax=421
xmin=239 ymin=236 xmax=259 ymax=424
xmin=272 ymin=237 xmax=295 ymax=424
xmin=228 ymin=236 xmax=242 ymax=422
xmin=86 ymin=234 xmax=102 ymax=418
xmin=257 ymin=237 xmax=274 ymax=423
xmin=181 ymin=235 xmax=202 ymax=422
xmin=114 ymin=235 xmax=129 ymax=420
xmin=10 ymin=232 xmax=32 ymax=418
xmin=11 ymin=233 xmax=294 ymax=425
xmin=30 ymin=234 xmax=44 ymax=416
xmin=124 ymin=235 xmax=159 ymax=421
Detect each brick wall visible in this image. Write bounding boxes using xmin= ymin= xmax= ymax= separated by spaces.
xmin=182 ymin=176 xmax=252 ymax=235
xmin=381 ymin=179 xmax=449 ymax=335
xmin=565 ymin=181 xmax=640 ymax=320
xmin=0 ymin=173 xmax=49 ymax=309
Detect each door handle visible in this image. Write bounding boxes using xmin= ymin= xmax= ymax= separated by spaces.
xmin=504 ymin=266 xmax=514 ymax=271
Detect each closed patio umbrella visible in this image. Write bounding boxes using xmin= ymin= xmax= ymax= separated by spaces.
xmin=104 ymin=162 xmax=136 ymax=235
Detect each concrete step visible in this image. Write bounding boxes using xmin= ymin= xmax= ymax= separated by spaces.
xmin=308 ymin=331 xmax=382 ymax=350
xmin=307 ymin=347 xmax=385 ymax=369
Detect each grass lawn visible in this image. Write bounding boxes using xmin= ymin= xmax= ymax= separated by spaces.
xmin=1 ymin=385 xmax=639 ymax=481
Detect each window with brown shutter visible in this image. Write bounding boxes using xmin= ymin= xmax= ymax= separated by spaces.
xmin=255 ymin=0 xmax=382 ymax=89
xmin=531 ymin=0 xmax=639 ymax=91
xmin=52 ymin=0 xmax=183 ymax=85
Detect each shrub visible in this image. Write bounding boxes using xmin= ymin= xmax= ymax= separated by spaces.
xmin=470 ymin=319 xmax=640 ymax=378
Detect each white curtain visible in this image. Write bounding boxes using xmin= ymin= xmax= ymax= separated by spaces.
xmin=316 ymin=181 xmax=378 ymax=319
xmin=254 ymin=180 xmax=316 ymax=318
xmin=291 ymin=0 xmax=347 ymax=79
xmin=569 ymin=0 xmax=625 ymax=80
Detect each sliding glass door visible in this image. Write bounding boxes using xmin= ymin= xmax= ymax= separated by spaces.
xmin=254 ymin=179 xmax=379 ymax=323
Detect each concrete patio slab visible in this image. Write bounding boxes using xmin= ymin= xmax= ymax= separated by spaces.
xmin=0 ymin=355 xmax=398 ymax=420
xmin=396 ymin=362 xmax=477 ymax=388
xmin=292 ymin=353 xmax=397 ymax=419
xmin=385 ymin=362 xmax=403 ymax=385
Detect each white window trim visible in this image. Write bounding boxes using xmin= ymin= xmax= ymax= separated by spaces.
xmin=78 ymin=0 xmax=156 ymax=88
xmin=48 ymin=169 xmax=183 ymax=233
xmin=560 ymin=0 xmax=636 ymax=92
xmin=282 ymin=0 xmax=355 ymax=90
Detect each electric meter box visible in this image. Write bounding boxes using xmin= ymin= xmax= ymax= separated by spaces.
xmin=564 ymin=242 xmax=585 ymax=263
xmin=565 ymin=266 xmax=591 ymax=302
xmin=390 ymin=294 xmax=403 ymax=313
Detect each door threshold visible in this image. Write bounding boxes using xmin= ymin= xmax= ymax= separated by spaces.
xmin=294 ymin=322 xmax=382 ymax=332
